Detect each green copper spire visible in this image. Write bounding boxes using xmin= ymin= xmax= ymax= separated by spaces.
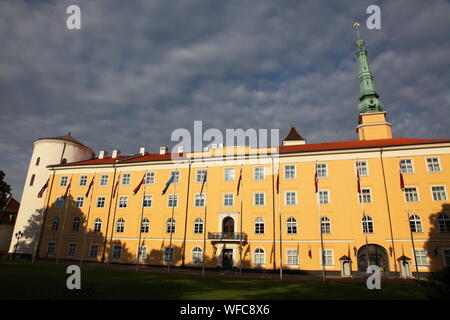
xmin=353 ymin=22 xmax=384 ymax=114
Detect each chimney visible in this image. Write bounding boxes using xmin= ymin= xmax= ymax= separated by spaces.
xmin=160 ymin=146 xmax=168 ymax=155
xmin=139 ymin=147 xmax=147 ymax=156
xmin=177 ymin=146 xmax=184 ymax=154
xmin=112 ymin=149 xmax=121 ymax=158
xmin=98 ymin=150 xmax=108 ymax=159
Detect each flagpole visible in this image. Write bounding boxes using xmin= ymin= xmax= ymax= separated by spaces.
xmin=238 ymin=165 xmax=243 ymax=278
xmin=56 ymin=175 xmax=72 ymax=264
xmin=136 ymin=172 xmax=147 ymax=271
xmin=316 ymin=162 xmax=326 ymax=283
xmin=202 ymin=168 xmax=208 ymax=277
xmin=277 ymin=167 xmax=283 ymax=281
xmin=168 ymin=170 xmax=177 ymax=274
xmin=80 ymin=174 xmax=95 ymax=266
xmin=107 ymin=174 xmax=121 ymax=267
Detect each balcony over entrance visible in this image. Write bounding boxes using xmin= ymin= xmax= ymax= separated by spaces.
xmin=208 ymin=232 xmax=247 ymax=243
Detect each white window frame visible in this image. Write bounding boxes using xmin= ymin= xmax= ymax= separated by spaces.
xmin=413 ymin=248 xmax=429 ymax=266
xmin=88 ymin=243 xmax=99 ymax=259
xmin=284 ymin=165 xmax=296 ymax=180
xmin=253 ymin=247 xmax=266 ymax=266
xmin=254 ymin=167 xmax=265 ymax=181
xmin=321 ymin=216 xmax=331 ymax=234
xmin=75 ymin=196 xmax=84 ymax=208
xmin=79 ymin=175 xmax=88 ymax=187
xmin=356 ymin=160 xmax=369 ymax=176
xmin=112 ymin=245 xmax=122 ymax=260
xmin=99 ymin=174 xmax=109 ymax=186
xmin=254 ymin=217 xmax=265 ymax=234
xmin=319 ymin=249 xmax=334 ymax=267
xmin=224 ymin=168 xmax=235 ymax=182
xmin=409 ymin=214 xmax=423 ymax=233
xmin=93 ymin=218 xmax=102 ymax=232
xmin=431 ymin=185 xmax=448 ymax=202
xmin=67 ymin=242 xmax=77 ymax=257
xmin=55 ymin=196 xmax=64 ymax=208
xmin=60 ymin=176 xmax=68 ymax=187
xmin=196 ymin=170 xmax=207 ymax=183
xmin=286 ymin=217 xmax=297 ymax=234
xmin=318 ymin=189 xmax=330 ymax=205
xmin=285 ymin=191 xmax=297 ymax=206
xmin=223 ymin=193 xmax=234 ymax=207
xmin=168 ymin=194 xmax=179 ymax=208
xmin=193 ymin=218 xmax=204 ymax=234
xmin=362 ymin=216 xmax=375 ymax=234
xmin=400 ymin=159 xmax=415 ymax=174
xmin=141 ymin=218 xmax=150 ymax=233
xmin=316 ymin=163 xmax=328 ymax=178
xmin=166 ymin=218 xmax=176 ymax=234
xmin=118 ymin=196 xmax=128 ymax=208
xmin=143 ymin=194 xmax=152 ymax=208
xmin=138 ymin=245 xmax=148 ymax=262
xmin=96 ymin=196 xmax=106 ymax=208
xmin=191 ymin=246 xmax=203 ymax=264
xmin=286 ymin=249 xmax=299 ymax=266
xmin=116 ymin=218 xmax=125 ymax=233
xmin=404 ymin=187 xmax=420 ymax=203
xmin=46 ymin=242 xmax=56 ymax=256
xmin=163 ymin=246 xmax=174 ymax=263
xmin=145 ymin=172 xmax=155 ymax=185
xmin=358 ymin=188 xmax=372 ymax=204
xmin=426 ymin=157 xmax=441 ymax=173
xmin=194 ymin=194 xmax=206 ymax=207
xmin=254 ymin=192 xmax=265 ymax=206
xmin=170 ymin=171 xmax=180 ymax=184
xmin=121 ymin=173 xmax=131 ymax=186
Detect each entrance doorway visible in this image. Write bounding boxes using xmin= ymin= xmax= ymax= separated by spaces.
xmin=357 ymin=244 xmax=389 ymax=274
xmin=222 ymin=217 xmax=235 ymax=233
xmin=222 ymin=249 xmax=233 ymax=269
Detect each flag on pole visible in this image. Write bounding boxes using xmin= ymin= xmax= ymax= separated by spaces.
xmin=113 ymin=174 xmax=120 ymax=198
xmin=199 ymin=171 xmax=207 ymax=196
xmin=85 ymin=176 xmax=95 ymax=197
xmin=133 ymin=173 xmax=146 ymax=195
xmin=62 ymin=178 xmax=72 ymax=199
xmin=37 ymin=178 xmax=49 ymax=198
xmin=314 ymin=164 xmax=319 ymax=193
xmin=276 ymin=170 xmax=280 ymax=195
xmin=162 ymin=173 xmax=175 ymax=195
xmin=399 ymin=167 xmax=405 ymax=190
xmin=356 ymin=166 xmax=361 ymax=194
xmin=237 ymin=167 xmax=243 ymax=196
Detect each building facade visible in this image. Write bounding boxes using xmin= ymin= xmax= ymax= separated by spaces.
xmin=12 ymin=30 xmax=450 ymax=276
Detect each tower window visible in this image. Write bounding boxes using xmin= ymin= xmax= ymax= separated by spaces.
xmin=35 ymin=157 xmax=40 ymax=166
xmin=29 ymin=174 xmax=35 ymax=186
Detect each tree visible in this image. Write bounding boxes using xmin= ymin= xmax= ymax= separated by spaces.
xmin=0 ymin=170 xmax=12 ymax=209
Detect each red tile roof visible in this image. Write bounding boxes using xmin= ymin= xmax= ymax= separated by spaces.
xmin=50 ymin=138 xmax=450 ymax=168
xmin=1 ymin=197 xmax=19 ymax=213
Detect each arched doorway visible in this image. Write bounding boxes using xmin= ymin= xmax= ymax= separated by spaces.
xmin=222 ymin=217 xmax=234 ymax=233
xmin=357 ymin=244 xmax=389 ymax=274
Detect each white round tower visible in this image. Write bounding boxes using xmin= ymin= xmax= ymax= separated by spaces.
xmin=9 ymin=134 xmax=94 ymax=257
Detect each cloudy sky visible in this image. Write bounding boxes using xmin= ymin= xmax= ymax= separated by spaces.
xmin=1 ymin=0 xmax=449 ymax=199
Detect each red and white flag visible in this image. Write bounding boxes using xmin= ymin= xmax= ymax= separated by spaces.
xmin=37 ymin=178 xmax=49 ymax=198
xmin=85 ymin=176 xmax=95 ymax=197
xmin=113 ymin=174 xmax=120 ymax=198
xmin=133 ymin=173 xmax=146 ymax=195
xmin=356 ymin=167 xmax=361 ymax=194
xmin=276 ymin=169 xmax=280 ymax=195
xmin=314 ymin=165 xmax=319 ymax=193
xmin=237 ymin=167 xmax=243 ymax=196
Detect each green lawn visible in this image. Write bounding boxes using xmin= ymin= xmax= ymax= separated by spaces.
xmin=0 ymin=261 xmax=427 ymax=300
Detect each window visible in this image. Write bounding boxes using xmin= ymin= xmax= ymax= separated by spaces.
xmin=359 ymin=189 xmax=372 ymax=204
xmin=432 ymin=186 xmax=447 ymax=201
xmin=194 ymin=194 xmax=205 ymax=207
xmin=443 ymin=249 xmax=450 ymax=267
xmin=35 ymin=157 xmax=40 ymax=166
xmin=194 ymin=218 xmax=204 ymax=234
xmin=166 ymin=218 xmax=176 ymax=234
xmin=143 ymin=195 xmax=152 ymax=208
xmin=100 ymin=174 xmax=108 ymax=186
xmin=89 ymin=244 xmax=99 ymax=258
xmin=438 ymin=214 xmax=450 ymax=233
xmin=163 ymin=247 xmax=174 ymax=263
xmin=141 ymin=218 xmax=150 ymax=233
xmin=60 ymin=176 xmax=68 ymax=187
xmin=192 ymin=246 xmax=203 ymax=264
xmin=400 ymin=159 xmax=414 ymax=174
xmin=253 ymin=248 xmax=265 ymax=265
xmin=196 ymin=170 xmax=207 ymax=183
xmin=287 ymin=249 xmax=299 ymax=266
xmin=145 ymin=172 xmax=155 ymax=184
xmin=138 ymin=246 xmax=148 ymax=262
xmin=112 ymin=245 xmax=122 ymax=260
xmin=320 ymin=249 xmax=333 ymax=266
xmin=356 ymin=161 xmax=368 ymax=176
xmin=29 ymin=174 xmax=35 ymax=186
xmin=414 ymin=249 xmax=428 ymax=266
xmin=254 ymin=217 xmax=265 ymax=234
xmin=67 ymin=243 xmax=77 ymax=257
xmin=254 ymin=192 xmax=265 ymax=206
xmin=118 ymin=196 xmax=128 ymax=208
xmin=116 ymin=218 xmax=125 ymax=233
xmin=426 ymin=157 xmax=441 ymax=173
xmin=75 ymin=196 xmax=84 ymax=208
xmin=316 ymin=163 xmax=328 ymax=178
xmin=94 ymin=218 xmax=102 ymax=232
xmin=170 ymin=171 xmax=180 ymax=184
xmin=404 ymin=187 xmax=419 ymax=202
xmin=55 ymin=196 xmax=64 ymax=208
xmin=362 ymin=216 xmax=374 ymax=234
xmin=321 ymin=216 xmax=331 ymax=234
xmin=286 ymin=217 xmax=297 ymax=234
xmin=72 ymin=217 xmax=80 ymax=232
xmin=254 ymin=167 xmax=264 ymax=180
xmin=223 ymin=193 xmax=234 ymax=207
xmin=285 ymin=192 xmax=297 ymax=206
xmin=121 ymin=173 xmax=131 ymax=185
xmin=284 ymin=165 xmax=295 ymax=179
xmin=168 ymin=194 xmax=178 ymax=208
xmin=224 ymin=168 xmax=235 ymax=181
xmin=93 ymin=196 xmax=104 ymax=208
xmin=52 ymin=217 xmax=60 ymax=231
xmin=79 ymin=175 xmax=87 ymax=186
xmin=46 ymin=242 xmax=56 ymax=256
xmin=409 ymin=215 xmax=423 ymax=233
xmin=318 ymin=190 xmax=330 ymax=204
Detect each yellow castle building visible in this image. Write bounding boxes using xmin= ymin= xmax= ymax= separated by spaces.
xmin=9 ymin=28 xmax=450 ymax=277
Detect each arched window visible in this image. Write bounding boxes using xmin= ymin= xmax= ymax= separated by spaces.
xmin=166 ymin=218 xmax=176 ymax=234
xmin=72 ymin=217 xmax=80 ymax=232
xmin=141 ymin=218 xmax=150 ymax=233
xmin=116 ymin=218 xmax=125 ymax=233
xmin=192 ymin=246 xmax=203 ymax=264
xmin=94 ymin=218 xmax=102 ymax=232
xmin=29 ymin=174 xmax=35 ymax=186
xmin=52 ymin=216 xmax=60 ymax=231
xmin=61 ymin=158 xmax=67 ymax=164
xmin=438 ymin=213 xmax=450 ymax=233
xmin=362 ymin=216 xmax=374 ymax=234
xmin=253 ymin=247 xmax=265 ymax=265
xmin=321 ymin=216 xmax=331 ymax=234
xmin=286 ymin=217 xmax=297 ymax=234
xmin=194 ymin=218 xmax=203 ymax=234
xmin=409 ymin=215 xmax=423 ymax=233
xmin=254 ymin=217 xmax=265 ymax=234
xmin=35 ymin=157 xmax=40 ymax=166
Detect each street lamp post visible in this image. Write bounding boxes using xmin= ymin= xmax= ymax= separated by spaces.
xmin=13 ymin=231 xmax=24 ymax=260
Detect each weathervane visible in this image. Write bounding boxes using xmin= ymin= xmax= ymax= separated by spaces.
xmin=353 ymin=21 xmax=361 ymax=40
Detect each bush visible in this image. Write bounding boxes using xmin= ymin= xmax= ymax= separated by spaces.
xmin=422 ymin=267 xmax=450 ymax=300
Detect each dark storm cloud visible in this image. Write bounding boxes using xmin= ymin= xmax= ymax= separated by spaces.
xmin=0 ymin=0 xmax=449 ymax=199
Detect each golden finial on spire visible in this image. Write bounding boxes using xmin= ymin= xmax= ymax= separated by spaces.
xmin=353 ymin=22 xmax=360 ymax=29
xmin=353 ymin=22 xmax=361 ymax=40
